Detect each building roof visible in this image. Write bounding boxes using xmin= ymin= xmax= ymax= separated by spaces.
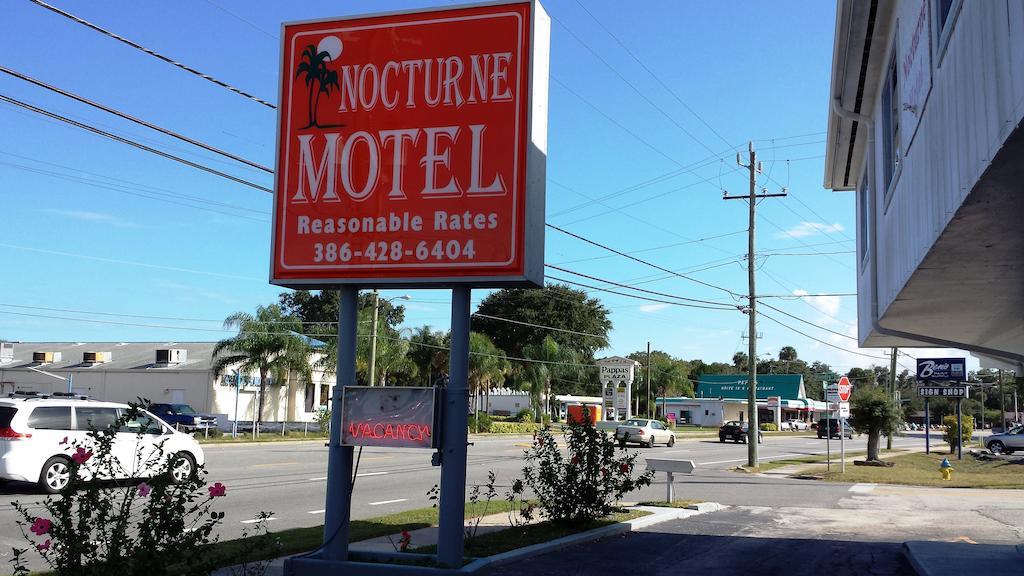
xmin=0 ymin=342 xmax=218 ymax=372
xmin=695 ymin=374 xmax=806 ymax=401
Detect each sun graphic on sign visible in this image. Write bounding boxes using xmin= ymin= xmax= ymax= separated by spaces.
xmin=296 ymin=35 xmax=344 ymax=129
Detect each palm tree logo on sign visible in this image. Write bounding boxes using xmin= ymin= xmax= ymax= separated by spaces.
xmin=296 ymin=36 xmax=343 ymax=129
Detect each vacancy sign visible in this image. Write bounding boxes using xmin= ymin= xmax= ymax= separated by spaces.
xmin=271 ymin=2 xmax=550 ymax=288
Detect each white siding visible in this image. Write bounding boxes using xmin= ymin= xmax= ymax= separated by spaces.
xmin=864 ymin=0 xmax=1024 ymax=317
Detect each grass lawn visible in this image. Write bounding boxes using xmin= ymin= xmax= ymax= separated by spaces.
xmin=814 ymin=451 xmax=1024 ymax=488
xmin=754 ymin=450 xmax=872 ymax=472
xmin=197 ymin=434 xmax=327 ymax=444
xmin=204 ymin=500 xmax=515 ymax=567
xmin=411 ymin=509 xmax=649 ymax=558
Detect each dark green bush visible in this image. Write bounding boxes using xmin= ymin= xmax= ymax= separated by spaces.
xmin=471 ymin=411 xmax=493 ymax=433
xmin=760 ymin=423 xmax=779 ymax=432
xmin=490 ymin=422 xmax=543 ymax=434
xmin=515 ymin=408 xmax=534 ymax=423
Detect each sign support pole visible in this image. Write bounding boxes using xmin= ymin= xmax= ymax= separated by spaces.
xmin=956 ymin=396 xmax=963 ymax=461
xmin=924 ymin=398 xmax=930 ymax=454
xmin=438 ymin=286 xmax=471 ymax=568
xmin=840 ymin=414 xmax=846 ymax=474
xmin=826 ymin=407 xmax=831 ymax=472
xmin=322 ymin=286 xmax=357 ymax=561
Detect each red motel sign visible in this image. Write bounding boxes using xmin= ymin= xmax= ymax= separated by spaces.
xmin=271 ymin=2 xmax=549 ymax=288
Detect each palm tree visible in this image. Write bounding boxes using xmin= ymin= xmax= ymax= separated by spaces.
xmin=521 ymin=336 xmax=579 ymax=421
xmin=409 ymin=326 xmax=449 ymax=386
xmin=468 ymin=332 xmax=509 ymax=429
xmin=295 ymin=44 xmax=339 ymax=129
xmin=212 ymin=305 xmax=312 ymax=424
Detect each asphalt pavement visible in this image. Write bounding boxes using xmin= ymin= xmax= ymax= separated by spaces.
xmin=0 ymin=431 xmax=934 ymax=571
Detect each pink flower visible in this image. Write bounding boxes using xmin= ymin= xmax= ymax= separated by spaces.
xmin=619 ymin=463 xmax=630 ymax=474
xmin=137 ymin=482 xmax=152 ymax=497
xmin=71 ymin=447 xmax=92 ymax=464
xmin=571 ymin=455 xmax=579 ymax=465
xmin=58 ymin=436 xmax=68 ymax=445
xmin=30 ymin=518 xmax=52 ymax=536
xmin=399 ymin=530 xmax=411 ymax=551
xmin=36 ymin=539 xmax=51 ymax=551
xmin=208 ymin=482 xmax=226 ymax=497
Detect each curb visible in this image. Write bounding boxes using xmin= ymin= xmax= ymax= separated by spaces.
xmin=464 ymin=504 xmax=724 ymax=573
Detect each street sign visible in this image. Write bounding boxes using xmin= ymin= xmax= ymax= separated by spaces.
xmin=827 ymin=402 xmax=850 ymax=418
xmin=341 ymin=386 xmax=438 ymax=449
xmin=917 ymin=386 xmax=968 ymax=398
xmin=825 ymin=383 xmax=839 ymax=403
xmin=916 ymin=358 xmax=966 ymax=382
xmin=836 ymin=376 xmax=852 ymax=402
xmin=271 ymin=2 xmax=549 ymax=288
xmin=766 ymin=396 xmax=780 ymax=408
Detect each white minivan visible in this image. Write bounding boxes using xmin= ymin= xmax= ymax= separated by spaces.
xmin=0 ymin=394 xmax=205 ymax=493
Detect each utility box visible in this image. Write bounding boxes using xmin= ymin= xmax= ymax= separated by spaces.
xmin=566 ymin=403 xmax=602 ymax=425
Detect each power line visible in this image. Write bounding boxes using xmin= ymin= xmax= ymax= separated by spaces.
xmin=545 ymin=275 xmax=735 ymax=311
xmin=546 ymin=223 xmax=741 ymax=297
xmin=26 ymin=0 xmax=276 ymax=109
xmin=0 ymin=93 xmax=273 ymax=193
xmin=470 ymin=313 xmax=605 ymax=339
xmin=758 ymin=301 xmax=856 ymax=341
xmin=0 ymin=65 xmax=273 ymax=173
xmin=757 ymin=310 xmax=891 ymax=361
xmin=545 ymin=265 xmax=737 ymax=308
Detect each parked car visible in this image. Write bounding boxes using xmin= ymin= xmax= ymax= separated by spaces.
xmin=784 ymin=419 xmax=809 ymax=431
xmin=985 ymin=425 xmax=1024 ymax=455
xmin=817 ymin=418 xmax=854 ymax=439
xmin=615 ymin=418 xmax=675 ymax=448
xmin=149 ymin=403 xmax=218 ymax=432
xmin=0 ymin=394 xmax=205 ymax=493
xmin=719 ymin=420 xmax=763 ymax=443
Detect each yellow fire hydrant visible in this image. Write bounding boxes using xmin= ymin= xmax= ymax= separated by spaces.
xmin=940 ymin=458 xmax=953 ymax=481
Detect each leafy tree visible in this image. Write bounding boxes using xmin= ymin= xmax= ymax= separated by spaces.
xmin=779 ymin=346 xmax=798 ymax=362
xmin=212 ymin=305 xmax=311 ymax=423
xmin=408 ymin=326 xmax=449 ymax=385
xmin=731 ymin=352 xmax=748 ymax=372
xmin=468 ymin=332 xmax=510 ymax=419
xmin=471 ymin=284 xmax=611 ymax=362
xmin=279 ymin=290 xmax=405 ymax=328
xmin=521 ymin=336 xmax=579 ymax=420
xmin=849 ymin=385 xmax=901 ymax=461
xmin=627 ymin=350 xmax=692 ymax=415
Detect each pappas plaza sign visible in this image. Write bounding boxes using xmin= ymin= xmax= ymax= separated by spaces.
xmin=271 ymin=2 xmax=549 ymax=288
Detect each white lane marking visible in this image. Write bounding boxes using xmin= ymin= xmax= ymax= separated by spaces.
xmin=309 ymin=476 xmax=327 ymax=481
xmin=368 ymin=498 xmax=407 ymax=506
xmin=241 ymin=517 xmax=276 ymax=524
xmin=849 ymin=483 xmax=877 ymax=493
xmin=357 ymin=472 xmax=388 ymax=477
xmin=307 ymin=509 xmax=325 ymax=514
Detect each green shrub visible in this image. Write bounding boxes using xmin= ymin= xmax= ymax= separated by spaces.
xmin=521 ymin=414 xmax=653 ymax=525
xmin=942 ymin=415 xmax=975 ymax=453
xmin=542 ymin=414 xmax=551 ymax=427
xmin=760 ymin=423 xmax=779 ymax=432
xmin=490 ymin=422 xmax=543 ymax=434
xmin=515 ymin=408 xmax=535 ymax=423
xmin=471 ymin=411 xmax=493 ymax=433
xmin=314 ymin=408 xmax=331 ymax=435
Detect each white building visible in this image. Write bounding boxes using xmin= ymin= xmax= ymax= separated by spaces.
xmin=824 ymin=0 xmax=1023 ymax=376
xmin=0 ymin=342 xmax=332 ymax=424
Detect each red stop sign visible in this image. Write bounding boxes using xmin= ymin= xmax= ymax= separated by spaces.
xmin=837 ymin=376 xmax=852 ymax=402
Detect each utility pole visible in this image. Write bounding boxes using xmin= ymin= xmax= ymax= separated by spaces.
xmin=369 ymin=290 xmax=380 ymax=386
xmin=998 ymin=369 xmax=1006 ymax=430
xmin=724 ymin=141 xmax=786 ymax=467
xmin=887 ymin=347 xmax=897 ymax=450
xmin=646 ymin=341 xmax=652 ymax=419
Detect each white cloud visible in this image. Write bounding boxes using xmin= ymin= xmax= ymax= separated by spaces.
xmin=638 ymin=303 xmax=670 ymax=313
xmin=44 ymin=209 xmax=138 ymax=228
xmin=793 ymin=289 xmax=842 ymax=320
xmin=775 ymin=221 xmax=844 ymax=239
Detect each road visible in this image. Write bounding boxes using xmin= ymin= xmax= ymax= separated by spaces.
xmin=0 ymin=430 xmax=929 ymax=561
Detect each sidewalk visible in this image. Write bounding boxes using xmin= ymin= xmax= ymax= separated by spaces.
xmin=904 ymin=541 xmax=1024 ymax=576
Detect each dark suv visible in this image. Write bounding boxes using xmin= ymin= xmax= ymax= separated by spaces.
xmin=817 ymin=418 xmax=854 ymax=439
xmin=719 ymin=420 xmax=763 ymax=443
xmin=149 ymin=404 xmax=218 ymax=432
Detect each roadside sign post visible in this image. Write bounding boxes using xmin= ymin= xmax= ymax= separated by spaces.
xmin=917 ymin=357 xmax=968 ymax=461
xmin=232 ymin=371 xmax=240 ymax=438
xmin=956 ymin=397 xmax=963 ymax=461
xmin=924 ymin=397 xmax=930 ymax=454
xmin=825 ymin=377 xmax=851 ymax=473
xmin=271 ymin=3 xmax=549 ymax=573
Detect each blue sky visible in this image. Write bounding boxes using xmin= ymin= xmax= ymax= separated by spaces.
xmin=0 ymin=0 xmax=956 ymax=373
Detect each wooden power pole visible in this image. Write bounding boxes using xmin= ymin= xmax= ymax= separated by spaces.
xmin=724 ymin=142 xmax=786 ymax=468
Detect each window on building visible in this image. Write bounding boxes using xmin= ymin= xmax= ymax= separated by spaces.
xmin=880 ymin=49 xmax=901 ymax=197
xmin=858 ymin=163 xmax=871 ymax=268
xmin=27 ymin=407 xmax=72 ymax=430
xmin=934 ymin=0 xmax=961 ymax=63
xmin=935 ymin=0 xmax=955 ymax=33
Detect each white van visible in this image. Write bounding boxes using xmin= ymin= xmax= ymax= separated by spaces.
xmin=0 ymin=394 xmax=205 ymax=493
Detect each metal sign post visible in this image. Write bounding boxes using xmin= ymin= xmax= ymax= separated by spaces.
xmin=437 ymin=287 xmax=471 ymax=568
xmin=956 ymin=397 xmax=963 ymax=461
xmin=924 ymin=398 xmax=930 ymax=454
xmin=840 ymin=412 xmax=845 ymax=474
xmin=322 ymin=287 xmax=357 ymax=561
xmin=826 ymin=410 xmax=831 ymax=472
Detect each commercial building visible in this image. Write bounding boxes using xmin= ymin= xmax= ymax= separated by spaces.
xmin=824 ymin=0 xmax=1024 ymax=376
xmin=658 ymin=374 xmax=827 ymax=428
xmin=0 ymin=341 xmax=331 ymax=424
